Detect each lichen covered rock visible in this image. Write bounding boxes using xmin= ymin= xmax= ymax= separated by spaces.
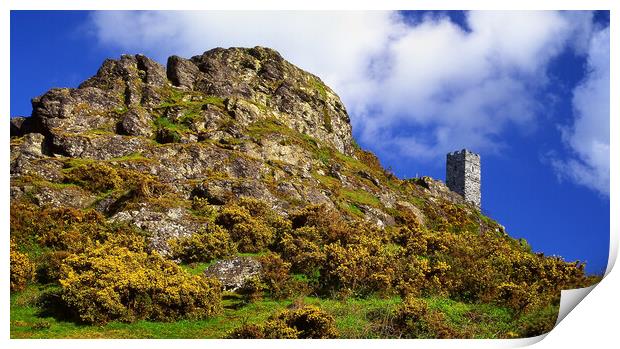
xmin=203 ymin=256 xmax=262 ymax=291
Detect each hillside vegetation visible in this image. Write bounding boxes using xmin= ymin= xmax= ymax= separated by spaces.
xmin=10 ymin=46 xmax=597 ymax=338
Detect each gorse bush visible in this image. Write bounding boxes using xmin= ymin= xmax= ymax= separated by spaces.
xmin=10 ymin=202 xmax=148 ymax=254
xmin=64 ymin=162 xmax=169 ymax=199
xmin=228 ymin=321 xmax=299 ymax=339
xmin=227 ymin=323 xmax=270 ymax=339
xmin=10 ymin=240 xmax=35 ymax=292
xmin=36 ymin=250 xmax=71 ymax=284
xmin=423 ymin=201 xmax=481 ymax=234
xmin=191 ymin=197 xmax=219 ymax=218
xmin=65 ymin=162 xmax=123 ymax=192
xmin=10 ymin=192 xmax=592 ymax=334
xmin=321 ymin=238 xmax=398 ymax=297
xmin=270 ymin=202 xmax=588 ymax=308
xmin=258 ymin=253 xmax=296 ymax=299
xmin=236 ymin=197 xmax=292 ymax=235
xmin=237 ymin=275 xmax=267 ymax=303
xmin=215 ymin=201 xmax=275 ymax=253
xmin=289 ymin=204 xmax=351 ymax=244
xmin=392 ymin=296 xmax=456 ymax=339
xmin=11 ymin=203 xmax=109 ymax=252
xmin=274 ymin=305 xmax=339 ymax=338
xmin=59 ymin=242 xmax=222 ymax=324
xmin=277 ymin=226 xmax=325 ymax=275
xmin=168 ymin=223 xmax=236 ymax=263
xmin=228 ymin=305 xmax=338 ymax=339
xmin=395 ymin=256 xmax=451 ymax=298
xmin=426 ymin=229 xmax=586 ymax=310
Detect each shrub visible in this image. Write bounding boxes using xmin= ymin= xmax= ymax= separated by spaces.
xmin=37 ymin=287 xmax=78 ymax=322
xmin=237 ymin=275 xmax=267 ymax=303
xmin=394 ymin=226 xmax=428 ymax=254
xmin=227 ymin=320 xmax=299 ymax=339
xmin=191 ymin=197 xmax=219 ymax=219
xmin=168 ymin=223 xmax=236 ymax=263
xmin=262 ymin=319 xmax=301 ymax=338
xmin=11 ymin=202 xmax=149 ymax=255
xmin=278 ymin=226 xmax=325 ymax=275
xmin=236 ymin=197 xmax=272 ymax=217
xmin=12 ymin=205 xmax=108 ymax=252
xmin=37 ymin=250 xmax=71 ymax=284
xmin=289 ymin=204 xmax=350 ymax=244
xmin=64 ymin=162 xmax=123 ymax=192
xmin=273 ymin=305 xmax=339 ymax=339
xmin=120 ymin=171 xmax=170 ymax=199
xmin=496 ymin=282 xmax=542 ymax=313
xmin=424 ymin=202 xmax=479 ymax=234
xmin=395 ymin=257 xmax=431 ymax=298
xmin=64 ymin=161 xmax=169 ymax=199
xmin=227 ymin=305 xmax=337 ymax=339
xmin=320 ymin=237 xmax=397 ymax=297
xmin=392 ymin=296 xmax=456 ymax=339
xmin=258 ymin=253 xmax=295 ymax=299
xmin=227 ymin=324 xmax=266 ymax=339
xmin=215 ymin=203 xmax=274 ymax=253
xmin=10 ymin=202 xmax=41 ymax=246
xmin=10 ymin=240 xmax=36 ymax=292
xmin=59 ymin=243 xmax=222 ymax=324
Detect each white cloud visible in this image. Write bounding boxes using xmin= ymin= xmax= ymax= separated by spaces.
xmin=354 ymin=11 xmax=588 ymax=158
xmin=89 ymin=11 xmax=608 ymax=194
xmin=551 ymin=27 xmax=610 ymax=196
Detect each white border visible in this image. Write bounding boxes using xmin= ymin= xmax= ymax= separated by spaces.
xmin=2 ymin=1 xmax=617 ymax=349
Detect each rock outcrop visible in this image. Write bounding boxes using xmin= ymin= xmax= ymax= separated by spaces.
xmin=10 ymin=46 xmax=477 ymax=254
xmin=203 ymin=257 xmax=262 ymax=292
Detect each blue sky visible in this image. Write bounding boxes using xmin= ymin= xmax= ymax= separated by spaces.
xmin=10 ymin=11 xmax=610 ymax=274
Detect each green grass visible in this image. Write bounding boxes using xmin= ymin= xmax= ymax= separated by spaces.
xmin=106 ymin=152 xmax=150 ymax=163
xmin=425 ymin=296 xmax=515 ymax=338
xmin=340 ymin=188 xmax=381 ymax=207
xmin=154 ymin=117 xmax=189 ymax=132
xmin=157 ymin=88 xmax=225 ymax=110
xmin=112 ymin=106 xmax=129 ymax=115
xmin=308 ymin=76 xmax=328 ymax=100
xmin=246 ymin=118 xmax=291 ymax=139
xmin=180 ymin=262 xmax=215 ymax=276
xmin=337 ymin=201 xmax=364 ymax=218
xmin=301 ymin=296 xmax=402 ymax=338
xmin=32 ymin=180 xmax=80 ymax=191
xmin=11 ymin=283 xmax=533 ymax=339
xmin=85 ymin=128 xmax=115 ymax=136
xmin=312 ymin=171 xmax=340 ymax=189
xmin=152 ymin=89 xmax=225 ymax=135
xmin=316 ymin=148 xmax=331 ymax=166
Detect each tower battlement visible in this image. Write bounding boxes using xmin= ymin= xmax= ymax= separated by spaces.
xmin=446 ymin=149 xmax=481 ymax=208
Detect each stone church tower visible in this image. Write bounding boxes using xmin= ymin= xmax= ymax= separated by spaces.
xmin=446 ymin=149 xmax=481 ymax=208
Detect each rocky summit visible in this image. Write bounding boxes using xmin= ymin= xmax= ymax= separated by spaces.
xmin=10 ymin=46 xmax=471 ymax=253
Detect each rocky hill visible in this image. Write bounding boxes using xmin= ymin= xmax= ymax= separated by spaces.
xmin=10 ymin=47 xmax=594 ymax=338
xmin=10 ymin=46 xmax=470 ymax=253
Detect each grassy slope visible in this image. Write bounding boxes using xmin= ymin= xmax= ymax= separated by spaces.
xmin=11 ymin=283 xmax=525 ymax=339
